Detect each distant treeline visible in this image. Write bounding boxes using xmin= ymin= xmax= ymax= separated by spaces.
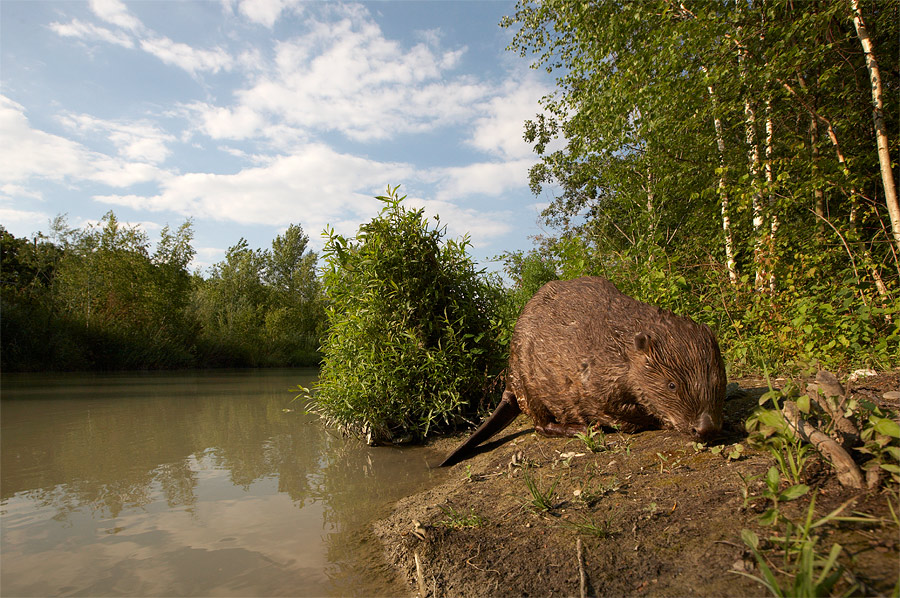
xmin=1 ymin=213 xmax=324 ymax=371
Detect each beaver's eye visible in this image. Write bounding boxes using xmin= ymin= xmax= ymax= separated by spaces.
xmin=667 ymin=382 xmax=677 ymax=391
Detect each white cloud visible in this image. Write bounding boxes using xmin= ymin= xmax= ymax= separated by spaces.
xmin=237 ymin=0 xmax=304 ymax=28
xmin=26 ymin=2 xmax=551 ymax=258
xmin=89 ymin=0 xmax=143 ymax=33
xmin=468 ymin=77 xmax=550 ymax=160
xmin=187 ymin=8 xmax=487 ymax=143
xmin=432 ymin=158 xmax=536 ymax=202
xmin=50 ymin=1 xmax=234 ymax=76
xmin=0 ymin=207 xmax=50 ymax=234
xmin=0 ymin=95 xmax=102 ymax=183
xmin=48 ymin=19 xmax=134 ymax=48
xmin=139 ymin=37 xmax=233 ymax=75
xmin=1 ymin=184 xmax=44 ymax=202
xmin=57 ymin=113 xmax=175 ymax=164
xmin=94 ymin=143 xmax=415 ymax=237
xmin=187 ymin=102 xmax=266 ymax=141
xmin=0 ymin=95 xmax=164 ymax=189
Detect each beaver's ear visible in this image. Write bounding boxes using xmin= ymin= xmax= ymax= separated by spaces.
xmin=634 ymin=332 xmax=651 ymax=353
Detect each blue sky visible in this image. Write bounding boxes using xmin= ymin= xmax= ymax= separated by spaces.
xmin=1 ymin=0 xmax=556 ymax=273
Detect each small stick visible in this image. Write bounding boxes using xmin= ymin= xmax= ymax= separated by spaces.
xmin=465 ymin=558 xmax=499 ymax=574
xmin=415 ymin=551 xmax=427 ymax=598
xmin=577 ymin=538 xmax=587 ymax=598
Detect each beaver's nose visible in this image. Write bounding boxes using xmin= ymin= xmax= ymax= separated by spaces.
xmin=691 ymin=412 xmax=718 ymax=441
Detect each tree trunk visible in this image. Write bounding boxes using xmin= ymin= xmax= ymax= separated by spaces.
xmin=739 ymin=38 xmax=765 ymax=290
xmin=810 ymin=113 xmax=826 ymax=236
xmin=850 ymin=0 xmax=900 ymax=257
xmin=765 ymin=99 xmax=777 ymax=291
xmin=705 ymin=75 xmax=738 ymax=284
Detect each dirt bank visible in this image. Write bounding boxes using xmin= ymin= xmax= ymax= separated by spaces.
xmin=374 ymin=373 xmax=899 ymax=597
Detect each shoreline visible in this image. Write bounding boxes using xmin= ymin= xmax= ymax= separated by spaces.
xmin=373 ymin=374 xmax=900 ymax=597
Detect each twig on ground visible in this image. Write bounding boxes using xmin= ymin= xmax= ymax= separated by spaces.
xmin=415 ymin=551 xmax=427 ymax=598
xmin=577 ymin=538 xmax=588 ymax=598
xmin=465 ymin=558 xmax=500 ymax=574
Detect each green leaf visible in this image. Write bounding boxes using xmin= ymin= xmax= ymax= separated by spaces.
xmin=778 ymin=484 xmax=809 ymax=502
xmin=871 ymin=416 xmax=900 ymax=439
xmin=740 ymin=528 xmax=759 ymax=550
xmin=766 ymin=466 xmax=780 ymax=490
xmin=759 ymin=508 xmax=779 ymax=526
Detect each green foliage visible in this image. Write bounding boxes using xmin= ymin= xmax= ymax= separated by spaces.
xmin=757 ymin=466 xmax=810 ymax=527
xmin=1 ymin=213 xmax=324 ymax=371
xmin=857 ymin=400 xmax=900 ymax=485
xmin=737 ymin=493 xmax=871 ymax=597
xmin=496 ymin=247 xmax=558 ymax=348
xmin=561 ymin=513 xmax=615 ymax=538
xmin=191 ymin=223 xmax=323 ymax=367
xmin=748 ymin=378 xmax=900 ymax=491
xmin=522 ymin=466 xmax=561 ymax=513
xmin=574 ymin=425 xmax=607 ymax=453
xmin=501 ymin=0 xmax=900 ymax=373
xmin=739 ymin=527 xmax=850 ymax=598
xmin=438 ymin=505 xmax=484 ymax=529
xmin=313 ymin=186 xmax=505 ymax=441
xmin=2 ymin=212 xmax=200 ymax=370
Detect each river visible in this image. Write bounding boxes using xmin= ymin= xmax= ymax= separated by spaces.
xmin=0 ymin=369 xmax=445 ymax=596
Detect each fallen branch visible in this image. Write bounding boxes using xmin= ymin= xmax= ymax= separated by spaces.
xmin=577 ymin=538 xmax=587 ymax=598
xmin=782 ymin=402 xmax=865 ymax=489
xmin=806 ymin=371 xmax=860 ymax=449
xmin=415 ymin=551 xmax=427 ymax=598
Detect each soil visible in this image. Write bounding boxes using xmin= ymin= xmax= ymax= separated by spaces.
xmin=373 ymin=371 xmax=900 ymax=597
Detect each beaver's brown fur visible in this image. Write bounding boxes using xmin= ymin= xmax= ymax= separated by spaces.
xmin=440 ymin=276 xmax=726 ymax=467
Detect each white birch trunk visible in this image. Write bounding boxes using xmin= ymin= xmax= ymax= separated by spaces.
xmin=765 ymin=99 xmax=777 ymax=291
xmin=810 ymin=114 xmax=826 ymax=235
xmin=850 ymin=0 xmax=900 ymax=257
xmin=704 ymin=73 xmax=738 ymax=284
xmin=739 ymin=39 xmax=765 ymax=289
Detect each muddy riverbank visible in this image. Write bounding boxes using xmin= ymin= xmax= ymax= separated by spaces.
xmin=374 ymin=373 xmax=900 ymax=597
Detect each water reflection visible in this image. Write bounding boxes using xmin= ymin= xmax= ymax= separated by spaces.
xmin=1 ymin=369 xmax=444 ymax=596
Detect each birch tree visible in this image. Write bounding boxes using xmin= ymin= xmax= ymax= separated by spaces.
xmin=849 ymin=0 xmax=900 ymax=256
xmin=504 ymin=0 xmax=897 ymax=294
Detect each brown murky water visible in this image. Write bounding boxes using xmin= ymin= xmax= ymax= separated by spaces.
xmin=1 ymin=369 xmax=443 ymax=597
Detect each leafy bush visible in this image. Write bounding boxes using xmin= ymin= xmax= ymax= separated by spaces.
xmin=313 ymin=186 xmax=505 ymax=442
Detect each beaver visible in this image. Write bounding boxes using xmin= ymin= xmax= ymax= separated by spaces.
xmin=440 ymin=276 xmax=726 ymax=467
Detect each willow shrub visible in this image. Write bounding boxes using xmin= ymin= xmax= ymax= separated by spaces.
xmin=313 ymin=186 xmax=506 ymax=442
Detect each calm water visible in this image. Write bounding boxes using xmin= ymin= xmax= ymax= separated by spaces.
xmin=0 ymin=369 xmax=445 ymax=597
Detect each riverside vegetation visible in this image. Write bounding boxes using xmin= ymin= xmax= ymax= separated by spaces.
xmin=1 ymin=214 xmax=324 ymax=370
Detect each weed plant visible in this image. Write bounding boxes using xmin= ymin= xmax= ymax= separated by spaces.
xmin=575 ymin=425 xmax=608 ymax=452
xmin=561 ymin=514 xmax=615 ymax=538
xmin=438 ymin=505 xmax=484 ymax=529
xmin=522 ymin=466 xmax=561 ymax=513
xmin=747 ymin=384 xmax=814 ymax=485
xmin=736 ymin=491 xmax=880 ymax=597
xmin=738 ymin=374 xmax=900 ymax=597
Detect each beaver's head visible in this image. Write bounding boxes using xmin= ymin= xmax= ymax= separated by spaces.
xmin=629 ymin=319 xmax=726 ymax=442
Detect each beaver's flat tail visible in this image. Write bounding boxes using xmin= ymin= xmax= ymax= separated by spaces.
xmin=439 ymin=392 xmax=521 ymax=467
